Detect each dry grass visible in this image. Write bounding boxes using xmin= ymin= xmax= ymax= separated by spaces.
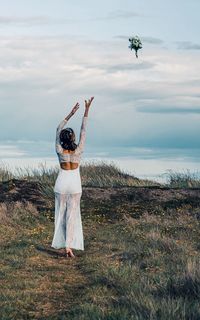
xmin=166 ymin=169 xmax=200 ymax=188
xmin=0 ymin=163 xmax=200 ymax=319
xmin=1 ymin=202 xmax=200 ymax=319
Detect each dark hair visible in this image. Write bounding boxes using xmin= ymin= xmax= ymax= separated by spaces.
xmin=60 ymin=128 xmax=77 ymax=151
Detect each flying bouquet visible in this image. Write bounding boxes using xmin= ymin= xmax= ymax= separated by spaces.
xmin=129 ymin=36 xmax=142 ymax=58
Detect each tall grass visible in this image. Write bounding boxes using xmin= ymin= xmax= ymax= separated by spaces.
xmin=165 ymin=169 xmax=200 ymax=188
xmin=0 ymin=160 xmax=159 ymax=187
xmin=15 ymin=163 xmax=59 ymax=206
xmin=0 ymin=163 xmax=14 ymax=182
xmin=80 ymin=160 xmax=157 ymax=187
xmin=1 ymin=162 xmax=200 ymax=192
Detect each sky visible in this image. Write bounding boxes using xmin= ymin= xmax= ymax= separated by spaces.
xmin=0 ymin=0 xmax=200 ymax=179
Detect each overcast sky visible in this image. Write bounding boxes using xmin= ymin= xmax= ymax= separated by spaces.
xmin=0 ymin=0 xmax=200 ymax=172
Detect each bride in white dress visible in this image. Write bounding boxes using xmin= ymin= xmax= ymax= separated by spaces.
xmin=51 ymin=97 xmax=94 ymax=258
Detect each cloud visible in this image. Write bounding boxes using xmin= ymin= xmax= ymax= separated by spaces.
xmin=136 ymin=106 xmax=200 ymax=114
xmin=0 ymin=145 xmax=26 ymax=157
xmin=101 ymin=10 xmax=139 ymax=20
xmin=0 ymin=35 xmax=200 ymax=151
xmin=0 ymin=16 xmax=62 ymax=26
xmin=115 ymin=35 xmax=164 ymax=45
xmin=86 ymin=61 xmax=155 ymax=73
xmin=119 ymin=119 xmax=200 ymax=149
xmin=176 ymin=41 xmax=200 ymax=50
xmin=89 ymin=10 xmax=140 ymax=22
xmin=141 ymin=36 xmax=164 ymax=45
xmin=0 ymin=10 xmax=139 ymax=27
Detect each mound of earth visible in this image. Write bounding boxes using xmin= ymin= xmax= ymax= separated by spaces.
xmin=0 ymin=179 xmax=200 ymax=219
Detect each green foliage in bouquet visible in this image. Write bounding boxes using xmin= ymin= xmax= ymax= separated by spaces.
xmin=129 ymin=36 xmax=142 ymax=58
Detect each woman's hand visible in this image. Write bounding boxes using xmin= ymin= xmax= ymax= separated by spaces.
xmin=71 ymin=102 xmax=80 ymax=114
xmin=84 ymin=97 xmax=94 ymax=117
xmin=85 ymin=97 xmax=94 ymax=109
xmin=65 ymin=102 xmax=80 ymax=121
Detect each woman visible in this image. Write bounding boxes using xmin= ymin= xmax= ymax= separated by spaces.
xmin=51 ymin=96 xmax=94 ymax=258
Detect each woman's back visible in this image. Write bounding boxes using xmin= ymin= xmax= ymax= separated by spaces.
xmin=55 ymin=116 xmax=88 ymax=168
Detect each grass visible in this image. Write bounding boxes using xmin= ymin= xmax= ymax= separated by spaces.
xmin=0 ymin=162 xmax=200 ymax=319
xmin=1 ymin=161 xmax=200 ymax=189
xmin=0 ymin=160 xmax=158 ymax=186
xmin=1 ymin=199 xmax=200 ymax=319
xmin=80 ymin=160 xmax=157 ymax=187
xmin=165 ymin=169 xmax=200 ymax=188
xmin=0 ymin=163 xmax=14 ymax=182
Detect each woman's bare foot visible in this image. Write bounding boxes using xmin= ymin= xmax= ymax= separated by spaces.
xmin=66 ymin=248 xmax=75 ymax=258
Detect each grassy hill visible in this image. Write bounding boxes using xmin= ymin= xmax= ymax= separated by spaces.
xmin=1 ymin=162 xmax=200 ymax=319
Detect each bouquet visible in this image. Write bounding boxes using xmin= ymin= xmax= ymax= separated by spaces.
xmin=129 ymin=36 xmax=142 ymax=58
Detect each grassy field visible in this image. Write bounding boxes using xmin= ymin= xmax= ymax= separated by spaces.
xmin=0 ymin=162 xmax=200 ymax=319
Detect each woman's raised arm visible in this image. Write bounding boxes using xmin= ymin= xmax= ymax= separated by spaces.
xmin=77 ymin=97 xmax=94 ymax=152
xmin=55 ymin=102 xmax=80 ymax=154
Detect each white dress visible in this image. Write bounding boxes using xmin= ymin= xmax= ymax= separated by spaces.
xmin=51 ymin=116 xmax=88 ymax=250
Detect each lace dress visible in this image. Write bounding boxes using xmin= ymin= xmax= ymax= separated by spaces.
xmin=51 ymin=116 xmax=88 ymax=250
